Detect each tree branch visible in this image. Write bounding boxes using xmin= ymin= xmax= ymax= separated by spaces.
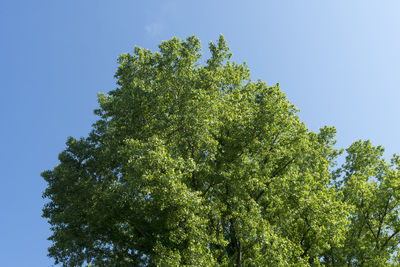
xmin=255 ymin=157 xmax=294 ymax=202
xmin=381 ymin=229 xmax=400 ymax=249
xmin=362 ymin=212 xmax=378 ymax=241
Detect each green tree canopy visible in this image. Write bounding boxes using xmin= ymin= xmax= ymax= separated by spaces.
xmin=42 ymin=35 xmax=400 ymax=266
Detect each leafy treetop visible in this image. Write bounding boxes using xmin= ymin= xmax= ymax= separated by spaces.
xmin=42 ymin=35 xmax=400 ymax=266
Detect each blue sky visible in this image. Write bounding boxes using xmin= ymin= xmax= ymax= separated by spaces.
xmin=1 ymin=1 xmax=400 ymax=266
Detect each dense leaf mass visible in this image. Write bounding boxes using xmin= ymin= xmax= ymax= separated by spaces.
xmin=43 ymin=36 xmax=400 ymax=266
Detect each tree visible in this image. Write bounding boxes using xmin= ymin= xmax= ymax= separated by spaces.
xmin=323 ymin=141 xmax=400 ymax=266
xmin=42 ymin=35 xmax=400 ymax=266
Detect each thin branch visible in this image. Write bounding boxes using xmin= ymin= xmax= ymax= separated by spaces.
xmin=255 ymin=157 xmax=294 ymax=202
xmin=381 ymin=229 xmax=400 ymax=249
xmin=377 ymin=194 xmax=391 ymax=242
xmin=362 ymin=212 xmax=378 ymax=241
xmin=202 ymin=180 xmax=215 ymax=197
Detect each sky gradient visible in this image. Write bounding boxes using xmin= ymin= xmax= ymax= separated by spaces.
xmin=1 ymin=1 xmax=400 ymax=265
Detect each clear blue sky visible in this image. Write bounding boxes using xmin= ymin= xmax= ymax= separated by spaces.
xmin=1 ymin=1 xmax=400 ymax=266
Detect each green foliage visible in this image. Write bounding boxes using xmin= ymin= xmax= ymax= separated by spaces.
xmin=42 ymin=35 xmax=400 ymax=266
xmin=323 ymin=141 xmax=400 ymax=266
